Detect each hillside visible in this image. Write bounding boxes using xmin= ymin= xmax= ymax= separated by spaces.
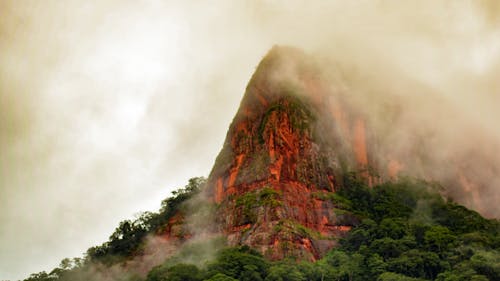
xmin=23 ymin=177 xmax=500 ymax=281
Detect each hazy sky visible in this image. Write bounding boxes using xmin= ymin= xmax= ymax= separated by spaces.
xmin=2 ymin=1 xmax=500 ymax=280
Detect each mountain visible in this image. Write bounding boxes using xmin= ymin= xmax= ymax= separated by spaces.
xmin=204 ymin=46 xmax=380 ymax=260
xmin=128 ymin=45 xmax=497 ymax=261
xmin=21 ymin=46 xmax=500 ymax=281
xmin=200 ymin=45 xmax=500 ymax=260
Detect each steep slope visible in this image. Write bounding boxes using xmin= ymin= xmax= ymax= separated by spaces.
xmin=205 ymin=46 xmax=379 ymax=260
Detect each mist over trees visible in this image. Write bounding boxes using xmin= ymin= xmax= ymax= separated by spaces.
xmin=22 ymin=176 xmax=500 ymax=281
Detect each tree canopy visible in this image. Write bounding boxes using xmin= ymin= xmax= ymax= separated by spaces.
xmin=23 ymin=176 xmax=500 ymax=281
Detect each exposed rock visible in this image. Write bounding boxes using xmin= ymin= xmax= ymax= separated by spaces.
xmin=205 ymin=46 xmax=375 ymax=260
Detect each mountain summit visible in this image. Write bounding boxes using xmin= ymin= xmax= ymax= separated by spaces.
xmin=204 ymin=46 xmax=379 ymax=260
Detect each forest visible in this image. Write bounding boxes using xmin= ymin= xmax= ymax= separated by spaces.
xmin=23 ymin=175 xmax=500 ymax=281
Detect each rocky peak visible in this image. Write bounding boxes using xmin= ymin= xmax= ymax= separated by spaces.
xmin=205 ymin=46 xmax=378 ymax=260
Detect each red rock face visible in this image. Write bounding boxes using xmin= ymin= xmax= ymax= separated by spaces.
xmin=201 ymin=46 xmax=499 ymax=261
xmin=205 ymin=46 xmax=374 ymax=260
xmin=159 ymin=213 xmax=190 ymax=241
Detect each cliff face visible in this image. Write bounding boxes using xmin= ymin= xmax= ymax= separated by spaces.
xmin=197 ymin=44 xmax=500 ymax=262
xmin=156 ymin=46 xmax=497 ymax=262
xmin=205 ymin=46 xmax=377 ymax=260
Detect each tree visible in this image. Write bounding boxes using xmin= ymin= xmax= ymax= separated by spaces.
xmin=24 ymin=271 xmax=57 ymax=281
xmin=387 ymin=249 xmax=443 ymax=279
xmin=324 ymin=250 xmax=363 ymax=281
xmin=369 ymin=237 xmax=409 ymax=259
xmin=377 ymin=218 xmax=407 ymax=240
xmin=366 ymin=254 xmax=386 ymax=277
xmin=424 ymin=226 xmax=456 ymax=252
xmin=377 ymin=272 xmax=425 ymax=281
xmin=240 ymin=264 xmax=264 ymax=281
xmin=147 ymin=263 xmax=201 ymax=281
xmin=206 ymin=247 xmax=268 ymax=280
xmin=204 ymin=273 xmax=238 ymax=281
xmin=265 ymin=263 xmax=305 ymax=281
xmin=470 ymin=250 xmax=500 ymax=280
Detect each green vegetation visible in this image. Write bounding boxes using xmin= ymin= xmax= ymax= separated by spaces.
xmin=234 ymin=187 xmax=282 ymax=224
xmin=257 ymin=94 xmax=315 ymax=145
xmin=234 ymin=151 xmax=271 ymax=185
xmin=22 ymin=177 xmax=206 ymax=281
xmin=312 ymin=191 xmax=352 ymax=210
xmin=257 ymin=187 xmax=283 ymax=208
xmin=272 ymin=219 xmax=322 ymax=241
xmin=86 ymin=177 xmax=207 ymax=264
xmin=286 ymin=95 xmax=315 ymax=133
xmin=23 ymin=175 xmax=500 ymax=281
xmin=331 ymin=175 xmax=500 ymax=280
xmin=258 ymin=103 xmax=286 ymax=144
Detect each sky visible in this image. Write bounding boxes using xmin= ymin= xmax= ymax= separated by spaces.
xmin=2 ymin=1 xmax=500 ymax=280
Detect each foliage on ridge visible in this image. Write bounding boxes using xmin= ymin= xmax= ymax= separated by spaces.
xmin=23 ymin=175 xmax=500 ymax=281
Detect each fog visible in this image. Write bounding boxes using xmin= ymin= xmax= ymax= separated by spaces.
xmin=1 ymin=1 xmax=500 ymax=280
